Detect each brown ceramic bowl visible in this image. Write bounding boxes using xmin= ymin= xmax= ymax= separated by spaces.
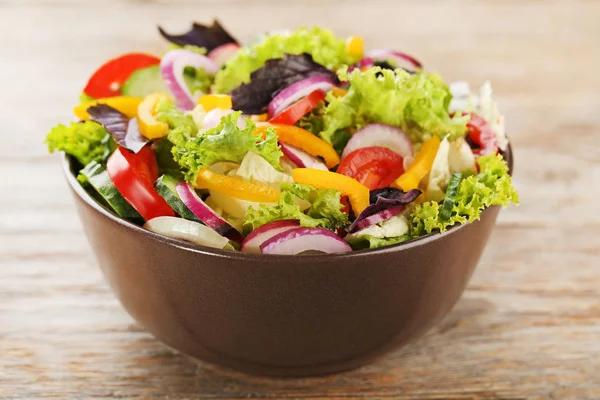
xmin=61 ymin=147 xmax=512 ymax=377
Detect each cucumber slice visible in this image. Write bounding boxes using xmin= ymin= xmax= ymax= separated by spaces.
xmin=78 ymin=161 xmax=143 ymax=222
xmin=121 ymin=66 xmax=170 ymax=98
xmin=155 ymin=175 xmax=201 ymax=223
xmin=440 ymin=172 xmax=463 ymax=221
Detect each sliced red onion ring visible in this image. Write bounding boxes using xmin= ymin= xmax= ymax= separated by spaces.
xmin=268 ymin=76 xmax=335 ymax=118
xmin=241 ymin=220 xmax=300 ymax=254
xmin=280 ymin=143 xmax=328 ymax=171
xmin=208 ymin=43 xmax=240 ymax=66
xmin=366 ymin=49 xmax=422 ymax=71
xmin=260 ymin=227 xmax=352 ymax=255
xmin=342 ymin=123 xmax=413 ymax=161
xmin=350 ymin=206 xmax=404 ymax=233
xmin=144 ymin=216 xmax=230 ymax=249
xmin=348 ymin=189 xmax=421 ymax=233
xmin=175 ymin=182 xmax=244 ymax=243
xmin=357 ymin=57 xmax=375 ymax=69
xmin=160 ymin=49 xmax=219 ymax=111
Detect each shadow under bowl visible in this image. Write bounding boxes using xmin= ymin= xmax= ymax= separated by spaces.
xmin=61 ymin=147 xmax=512 ymax=377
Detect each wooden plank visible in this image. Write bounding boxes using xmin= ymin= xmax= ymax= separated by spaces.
xmin=1 ymin=0 xmax=599 ymax=398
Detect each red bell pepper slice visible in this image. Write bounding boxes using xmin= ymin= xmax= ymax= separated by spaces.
xmin=107 ymin=146 xmax=174 ymax=221
xmin=83 ymin=53 xmax=161 ymax=98
xmin=268 ymin=90 xmax=326 ymax=125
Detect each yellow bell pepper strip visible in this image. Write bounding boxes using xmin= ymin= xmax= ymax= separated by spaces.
xmin=292 ymin=168 xmax=370 ymax=215
xmin=195 ymin=168 xmax=280 ymax=203
xmin=330 ymin=87 xmax=348 ymax=98
xmin=138 ymin=93 xmax=170 ymax=139
xmin=197 ymin=94 xmax=232 ymax=112
xmin=345 ymin=36 xmax=365 ymax=58
xmin=255 ymin=123 xmax=340 ymax=169
xmin=393 ymin=136 xmax=441 ymax=191
xmin=74 ymin=96 xmax=142 ymax=120
xmin=250 ymin=113 xmax=268 ymax=122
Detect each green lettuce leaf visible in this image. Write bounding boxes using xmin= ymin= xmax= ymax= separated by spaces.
xmin=321 ymin=67 xmax=469 ymax=143
xmin=243 ymin=183 xmax=348 ymax=234
xmin=156 ymin=99 xmax=199 ymax=140
xmin=183 ymin=66 xmax=214 ymax=95
xmin=345 ymin=234 xmax=411 ymax=250
xmin=409 ymin=154 xmax=519 ymax=237
xmin=164 ymin=108 xmax=283 ymax=183
xmin=45 ymin=121 xmax=114 ymax=166
xmin=213 ymin=27 xmax=359 ymax=94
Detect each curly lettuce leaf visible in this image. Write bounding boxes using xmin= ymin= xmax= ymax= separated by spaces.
xmin=321 ymin=67 xmax=469 ymax=144
xmin=213 ymin=27 xmax=359 ymax=94
xmin=45 ymin=121 xmax=114 ymax=166
xmin=165 ymin=109 xmax=283 ymax=183
xmin=409 ymin=154 xmax=519 ymax=237
xmin=184 ymin=66 xmax=214 ymax=95
xmin=243 ymin=183 xmax=348 ymax=234
xmin=155 ymin=99 xmax=199 ymax=139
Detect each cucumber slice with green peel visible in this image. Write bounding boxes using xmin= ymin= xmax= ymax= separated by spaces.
xmin=440 ymin=172 xmax=463 ymax=221
xmin=78 ymin=161 xmax=143 ymax=222
xmin=121 ymin=66 xmax=170 ymax=98
xmin=155 ymin=175 xmax=201 ymax=223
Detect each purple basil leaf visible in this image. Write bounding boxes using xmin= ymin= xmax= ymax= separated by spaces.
xmin=369 ymin=187 xmax=409 ymax=204
xmin=230 ymin=53 xmax=339 ymax=114
xmin=158 ymin=20 xmax=237 ymax=52
xmin=87 ymin=104 xmax=149 ymax=154
xmin=349 ymin=189 xmax=422 ymax=233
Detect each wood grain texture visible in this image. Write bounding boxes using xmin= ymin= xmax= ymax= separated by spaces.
xmin=1 ymin=0 xmax=599 ymax=399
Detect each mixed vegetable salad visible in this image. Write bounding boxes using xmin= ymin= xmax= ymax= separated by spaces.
xmin=46 ymin=20 xmax=519 ymax=255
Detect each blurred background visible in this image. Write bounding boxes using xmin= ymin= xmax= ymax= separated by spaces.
xmin=2 ymin=0 xmax=599 ymax=398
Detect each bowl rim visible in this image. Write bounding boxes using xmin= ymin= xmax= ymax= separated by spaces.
xmin=61 ymin=145 xmax=512 ymax=261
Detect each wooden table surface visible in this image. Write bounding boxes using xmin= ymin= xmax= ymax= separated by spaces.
xmin=2 ymin=0 xmax=599 ymax=399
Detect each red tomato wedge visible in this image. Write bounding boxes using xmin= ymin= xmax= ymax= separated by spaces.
xmin=466 ymin=113 xmax=498 ymax=157
xmin=337 ymin=146 xmax=405 ymax=190
xmin=83 ymin=53 xmax=161 ymax=98
xmin=268 ymin=90 xmax=326 ymax=125
xmin=107 ymin=146 xmax=174 ymax=221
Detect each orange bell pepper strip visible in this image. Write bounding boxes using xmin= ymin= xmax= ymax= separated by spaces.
xmin=195 ymin=168 xmax=280 ymax=203
xmin=254 ymin=123 xmax=340 ymax=169
xmin=393 ymin=136 xmax=441 ymax=191
xmin=197 ymin=94 xmax=232 ymax=112
xmin=74 ymin=96 xmax=142 ymax=120
xmin=292 ymin=168 xmax=370 ymax=215
xmin=138 ymin=93 xmax=170 ymax=139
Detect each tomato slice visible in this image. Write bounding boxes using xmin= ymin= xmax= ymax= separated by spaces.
xmin=107 ymin=146 xmax=174 ymax=221
xmin=84 ymin=53 xmax=161 ymax=98
xmin=337 ymin=147 xmax=405 ymax=190
xmin=466 ymin=113 xmax=498 ymax=157
xmin=269 ymin=90 xmax=326 ymax=125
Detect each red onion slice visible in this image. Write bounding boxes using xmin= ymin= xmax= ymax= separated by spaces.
xmin=348 ymin=189 xmax=421 ymax=233
xmin=365 ymin=49 xmax=422 ymax=71
xmin=260 ymin=227 xmax=352 ymax=255
xmin=342 ymin=123 xmax=413 ymax=161
xmin=350 ymin=206 xmax=404 ymax=233
xmin=208 ymin=43 xmax=240 ymax=66
xmin=241 ymin=220 xmax=300 ymax=254
xmin=144 ymin=216 xmax=230 ymax=249
xmin=268 ymin=76 xmax=335 ymax=118
xmin=160 ymin=49 xmax=219 ymax=111
xmin=280 ymin=143 xmax=328 ymax=171
xmin=175 ymin=182 xmax=244 ymax=243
